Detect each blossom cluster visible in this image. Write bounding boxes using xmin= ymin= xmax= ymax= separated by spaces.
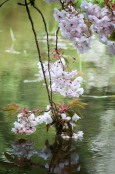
xmin=54 ymin=7 xmax=93 ymax=54
xmin=11 ymin=140 xmax=39 ymax=159
xmin=59 ymin=112 xmax=81 ymax=131
xmin=11 ymin=105 xmax=83 ymax=138
xmin=53 ymin=1 xmax=115 ymax=55
xmin=38 ymin=58 xmax=84 ymax=97
xmin=81 ymin=1 xmax=115 ymax=55
xmin=12 ymin=112 xmax=37 ymax=135
xmin=12 ymin=108 xmax=53 ymax=135
xmin=61 ymin=131 xmax=84 ymax=140
xmin=36 ymin=109 xmax=53 ymax=125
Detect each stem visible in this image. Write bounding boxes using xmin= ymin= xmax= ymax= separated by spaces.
xmin=25 ymin=0 xmax=51 ymax=107
xmin=59 ymin=0 xmax=65 ymax=9
xmin=55 ymin=27 xmax=60 ymax=51
xmin=32 ymin=4 xmax=53 ymax=103
xmin=55 ymin=27 xmax=64 ymax=69
xmin=25 ymin=0 xmax=57 ymax=120
xmin=17 ymin=2 xmax=30 ymax=6
xmin=0 ymin=0 xmax=10 ymax=7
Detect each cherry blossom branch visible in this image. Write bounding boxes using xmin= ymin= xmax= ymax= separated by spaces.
xmin=59 ymin=0 xmax=65 ymax=9
xmin=32 ymin=4 xmax=53 ymax=103
xmin=25 ymin=0 xmax=52 ymax=109
xmin=0 ymin=0 xmax=10 ymax=7
xmin=55 ymin=27 xmax=60 ymax=50
xmin=25 ymin=0 xmax=58 ymax=120
xmin=17 ymin=2 xmax=31 ymax=6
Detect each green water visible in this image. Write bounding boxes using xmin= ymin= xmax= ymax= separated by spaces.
xmin=0 ymin=1 xmax=115 ymax=174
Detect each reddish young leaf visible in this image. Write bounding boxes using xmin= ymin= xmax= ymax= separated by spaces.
xmin=54 ymin=53 xmax=59 ymax=59
xmin=2 ymin=103 xmax=19 ymax=112
xmin=112 ymin=4 xmax=115 ymax=10
xmin=22 ymin=107 xmax=28 ymax=114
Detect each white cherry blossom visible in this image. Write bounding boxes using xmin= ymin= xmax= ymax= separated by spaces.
xmin=72 ymin=113 xmax=81 ymax=122
xmin=38 ymin=58 xmax=84 ymax=98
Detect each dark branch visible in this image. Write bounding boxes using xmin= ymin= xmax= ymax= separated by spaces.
xmin=25 ymin=0 xmax=51 ymax=106
xmin=59 ymin=0 xmax=65 ymax=9
xmin=25 ymin=0 xmax=56 ymax=119
xmin=17 ymin=2 xmax=30 ymax=6
xmin=32 ymin=4 xmax=53 ymax=103
xmin=0 ymin=0 xmax=10 ymax=7
xmin=55 ymin=27 xmax=60 ymax=50
xmin=18 ymin=0 xmax=35 ymax=6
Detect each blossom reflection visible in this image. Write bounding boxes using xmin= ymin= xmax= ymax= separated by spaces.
xmin=0 ymin=137 xmax=81 ymax=173
xmin=43 ymin=136 xmax=81 ymax=174
xmin=0 ymin=139 xmax=41 ymax=168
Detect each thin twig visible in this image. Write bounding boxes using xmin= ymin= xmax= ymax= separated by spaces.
xmin=25 ymin=0 xmax=51 ymax=106
xmin=0 ymin=0 xmax=10 ymax=7
xmin=55 ymin=27 xmax=60 ymax=50
xmin=17 ymin=2 xmax=30 ymax=6
xmin=55 ymin=27 xmax=64 ymax=70
xmin=32 ymin=4 xmax=53 ymax=103
xmin=59 ymin=0 xmax=65 ymax=9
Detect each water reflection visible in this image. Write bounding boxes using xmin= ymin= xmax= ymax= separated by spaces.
xmin=0 ymin=137 xmax=81 ymax=174
xmin=0 ymin=139 xmax=41 ymax=168
xmin=5 ymin=28 xmax=20 ymax=55
xmin=89 ymin=109 xmax=115 ymax=174
xmin=82 ymin=39 xmax=115 ymax=95
xmin=44 ymin=137 xmax=80 ymax=174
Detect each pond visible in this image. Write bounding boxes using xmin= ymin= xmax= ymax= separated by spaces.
xmin=0 ymin=1 xmax=115 ymax=174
